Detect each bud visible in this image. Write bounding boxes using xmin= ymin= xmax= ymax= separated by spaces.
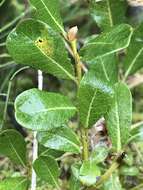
xmin=67 ymin=26 xmax=78 ymax=41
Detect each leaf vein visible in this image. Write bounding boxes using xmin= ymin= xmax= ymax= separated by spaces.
xmin=85 ymin=90 xmax=97 ymax=128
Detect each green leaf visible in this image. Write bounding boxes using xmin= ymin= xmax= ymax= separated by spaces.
xmin=15 ymin=88 xmax=77 ymax=131
xmin=79 ymin=160 xmax=101 ymax=186
xmin=71 ymin=162 xmax=81 ymax=180
xmin=33 ymin=156 xmax=60 ymax=188
xmin=70 ymin=163 xmax=81 ymax=190
xmin=80 ymin=24 xmax=133 ymax=63
xmin=38 ymin=144 xmax=64 ymax=158
xmin=90 ymin=146 xmax=109 ymax=164
xmin=30 ymin=0 xmax=64 ymax=33
xmin=37 ymin=126 xmax=81 ymax=154
xmin=6 ymin=19 xmax=75 ymax=81
xmin=0 ymin=177 xmax=29 ymax=190
xmin=120 ymin=166 xmax=139 ymax=176
xmin=103 ymin=173 xmax=122 ymax=190
xmin=78 ymin=71 xmax=114 ymax=128
xmin=90 ymin=0 xmax=127 ymax=31
xmin=129 ymin=124 xmax=143 ymax=143
xmin=86 ymin=54 xmax=118 ymax=84
xmin=69 ymin=175 xmax=81 ymax=190
xmin=124 ymin=24 xmax=143 ymax=80
xmin=0 ymin=130 xmax=27 ymax=166
xmin=106 ymin=82 xmax=132 ymax=152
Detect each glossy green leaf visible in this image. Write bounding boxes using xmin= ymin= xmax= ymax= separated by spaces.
xmin=90 ymin=146 xmax=109 ymax=164
xmin=120 ymin=166 xmax=139 ymax=176
xmin=33 ymin=156 xmax=60 ymax=188
xmin=0 ymin=130 xmax=27 ymax=166
xmin=90 ymin=0 xmax=127 ymax=31
xmin=79 ymin=160 xmax=101 ymax=186
xmin=80 ymin=24 xmax=133 ymax=63
xmin=6 ymin=19 xmax=75 ymax=81
xmin=15 ymin=88 xmax=77 ymax=131
xmin=30 ymin=0 xmax=64 ymax=33
xmin=103 ymin=173 xmax=122 ymax=190
xmin=78 ymin=71 xmax=114 ymax=128
xmin=124 ymin=24 xmax=143 ymax=80
xmin=86 ymin=54 xmax=118 ymax=84
xmin=0 ymin=177 xmax=29 ymax=190
xmin=106 ymin=82 xmax=132 ymax=152
xmin=37 ymin=126 xmax=81 ymax=154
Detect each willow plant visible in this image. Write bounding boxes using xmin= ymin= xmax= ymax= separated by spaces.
xmin=0 ymin=0 xmax=143 ymax=190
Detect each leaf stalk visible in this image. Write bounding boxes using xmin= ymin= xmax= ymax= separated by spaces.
xmin=70 ymin=38 xmax=89 ymax=160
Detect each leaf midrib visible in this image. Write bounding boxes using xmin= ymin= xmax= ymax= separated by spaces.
xmin=100 ymin=57 xmax=110 ymax=81
xmin=41 ymin=158 xmax=60 ymax=189
xmin=115 ymin=101 xmax=121 ymax=152
xmin=106 ymin=0 xmax=113 ymax=27
xmin=36 ymin=0 xmax=64 ymax=33
xmin=8 ymin=135 xmax=26 ymax=168
xmin=124 ymin=47 xmax=143 ymax=80
xmin=87 ymin=42 xmax=112 ymax=45
xmin=21 ymin=106 xmax=76 ymax=115
xmin=37 ymin=45 xmax=76 ymax=81
xmin=85 ymin=90 xmax=97 ymax=128
xmin=84 ymin=26 xmax=133 ymax=53
xmin=85 ymin=31 xmax=132 ymax=60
